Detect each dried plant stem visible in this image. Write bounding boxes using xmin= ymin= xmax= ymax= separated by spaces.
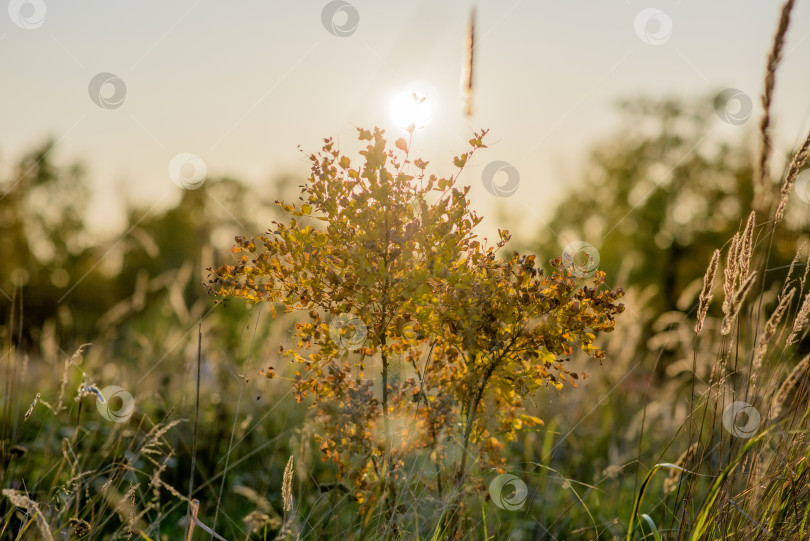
xmin=128 ymin=481 xmax=135 ymax=540
xmin=186 ymin=499 xmax=199 ymax=541
xmin=664 ymin=441 xmax=699 ymax=494
xmin=2 ymin=489 xmax=54 ymax=541
xmin=212 ymin=305 xmax=263 ymax=537
xmin=185 ymin=319 xmax=202 ymax=540
xmin=461 ymin=7 xmax=475 ymax=118
xmin=755 ymin=0 xmax=796 ymax=210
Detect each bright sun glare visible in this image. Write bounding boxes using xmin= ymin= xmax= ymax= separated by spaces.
xmin=389 ymin=83 xmax=437 ymax=131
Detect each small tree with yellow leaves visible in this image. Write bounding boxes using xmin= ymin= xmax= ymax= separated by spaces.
xmin=209 ymin=127 xmax=624 ymax=534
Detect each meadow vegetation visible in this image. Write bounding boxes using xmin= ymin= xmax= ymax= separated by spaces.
xmin=2 ymin=1 xmax=810 ymax=538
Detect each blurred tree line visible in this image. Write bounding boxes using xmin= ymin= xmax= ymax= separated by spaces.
xmin=524 ymin=96 xmax=809 ymax=366
xmin=0 ymin=142 xmax=295 ymax=354
xmin=2 ymin=95 xmax=808 ymax=360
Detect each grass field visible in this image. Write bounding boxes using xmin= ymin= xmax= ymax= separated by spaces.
xmin=2 ymin=2 xmax=810 ymax=540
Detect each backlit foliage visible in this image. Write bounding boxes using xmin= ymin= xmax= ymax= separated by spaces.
xmin=209 ymin=127 xmax=624 ymax=523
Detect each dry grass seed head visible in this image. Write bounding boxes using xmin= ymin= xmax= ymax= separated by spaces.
xmin=24 ymin=392 xmax=41 ymax=422
xmin=775 ymin=129 xmax=810 ymax=223
xmin=800 ymin=250 xmax=810 ymax=293
xmin=282 ymin=455 xmax=294 ymax=513
xmin=770 ymin=353 xmax=810 ymax=420
xmin=756 ymin=0 xmax=796 ymax=209
xmin=786 ymin=290 xmax=810 ymax=347
xmin=2 ymin=489 xmax=54 ymax=541
xmin=752 ymin=287 xmax=795 ymax=387
xmin=739 ymin=211 xmax=756 ymax=281
xmin=696 ymin=249 xmax=720 ymax=335
xmin=723 ymin=233 xmax=741 ymax=317
xmin=779 ymin=244 xmax=805 ymax=300
xmin=721 ymin=271 xmax=758 ymax=335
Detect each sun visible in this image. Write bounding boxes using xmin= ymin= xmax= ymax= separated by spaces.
xmin=389 ymin=83 xmax=437 ymax=131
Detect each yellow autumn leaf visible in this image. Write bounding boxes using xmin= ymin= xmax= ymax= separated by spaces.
xmin=519 ymin=414 xmax=545 ymax=428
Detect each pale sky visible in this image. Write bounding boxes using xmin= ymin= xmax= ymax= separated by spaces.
xmin=2 ymin=0 xmax=809 ymax=244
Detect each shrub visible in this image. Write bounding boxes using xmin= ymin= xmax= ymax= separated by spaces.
xmin=209 ymin=127 xmax=624 ymax=536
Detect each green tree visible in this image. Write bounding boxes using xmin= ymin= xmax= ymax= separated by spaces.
xmin=0 ymin=141 xmax=101 ymax=343
xmin=527 ymin=97 xmax=803 ymax=342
